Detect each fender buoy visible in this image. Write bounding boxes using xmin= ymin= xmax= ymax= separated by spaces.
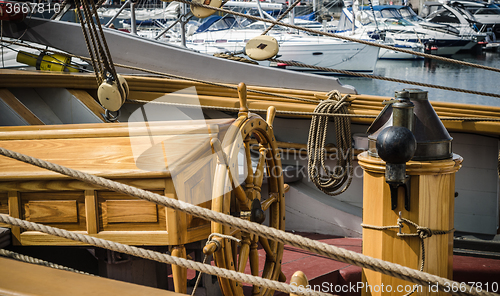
xmin=16 ymin=51 xmax=79 ymax=72
xmin=190 ymin=0 xmax=222 ymax=18
xmin=245 ymin=35 xmax=279 ymax=61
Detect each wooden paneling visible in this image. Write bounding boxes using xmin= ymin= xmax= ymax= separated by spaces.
xmin=25 ymin=200 xmax=78 ymax=223
xmin=20 ymin=191 xmax=86 ymax=232
xmin=106 ymin=200 xmax=158 ymax=223
xmin=98 ymin=191 xmax=166 ymax=231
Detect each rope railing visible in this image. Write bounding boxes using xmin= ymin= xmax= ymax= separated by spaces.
xmin=0 ymin=146 xmax=498 ymax=296
xmin=0 ymin=215 xmax=325 ymax=296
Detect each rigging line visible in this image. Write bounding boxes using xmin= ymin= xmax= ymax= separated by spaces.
xmin=5 ymin=38 xmax=500 ymax=102
xmin=91 ymin=0 xmax=120 ymax=82
xmin=262 ymin=0 xmax=301 ymax=35
xmin=0 ymin=39 xmax=318 ymax=104
xmin=174 ymin=0 xmax=500 ymax=74
xmin=81 ymin=0 xmax=108 ymax=78
xmin=74 ymin=0 xmax=103 ymax=83
xmin=268 ymin=58 xmax=500 ymax=99
xmin=51 ymin=0 xmax=69 ymax=20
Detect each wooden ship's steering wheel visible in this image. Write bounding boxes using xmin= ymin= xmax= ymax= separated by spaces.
xmin=206 ymin=83 xmax=286 ymax=296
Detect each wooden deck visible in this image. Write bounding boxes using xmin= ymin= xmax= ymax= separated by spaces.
xmin=0 ymin=256 xmax=184 ymax=296
xmin=274 ymin=233 xmax=500 ymax=296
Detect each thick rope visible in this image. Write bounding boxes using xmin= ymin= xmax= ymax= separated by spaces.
xmin=174 ymin=0 xmax=500 ymax=74
xmin=73 ymin=0 xmax=124 ymax=98
xmin=0 ymin=248 xmax=94 ymax=276
xmin=261 ymin=0 xmax=302 ymax=35
xmin=0 ymin=149 xmax=497 ymax=296
xmin=307 ymin=91 xmax=353 ymax=196
xmin=0 ymin=215 xmax=323 ymax=296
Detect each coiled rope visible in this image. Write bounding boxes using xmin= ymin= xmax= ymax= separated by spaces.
xmin=307 ymin=91 xmax=353 ymax=196
xmin=0 ymin=147 xmax=497 ymax=296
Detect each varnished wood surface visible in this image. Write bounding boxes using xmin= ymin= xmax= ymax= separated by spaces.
xmin=359 ymin=153 xmax=459 ymax=296
xmin=0 ymin=119 xmax=233 ymax=140
xmin=2 ymin=69 xmax=500 ymax=136
xmin=0 ymin=257 xmax=185 ymax=296
xmin=357 ymin=153 xmax=463 ymax=175
xmin=0 ymin=120 xmax=232 ymax=181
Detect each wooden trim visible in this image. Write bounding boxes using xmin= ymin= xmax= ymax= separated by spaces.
xmin=0 ymin=178 xmax=167 ymax=192
xmin=0 ymin=89 xmax=44 ymax=125
xmin=16 ymin=224 xmax=210 ymax=246
xmin=25 ymin=200 xmax=78 ymax=223
xmin=0 ymin=119 xmax=232 ymax=140
xmin=19 ymin=230 xmax=171 ymax=246
xmin=7 ymin=191 xmax=21 ymax=245
xmin=85 ymin=190 xmax=98 ymax=235
xmin=358 ymin=152 xmax=463 ymax=175
xmin=165 ymin=179 xmax=187 ymax=245
xmin=106 ymin=200 xmax=158 ymax=223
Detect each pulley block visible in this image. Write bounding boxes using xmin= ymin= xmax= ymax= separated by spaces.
xmin=97 ymin=74 xmax=129 ymax=112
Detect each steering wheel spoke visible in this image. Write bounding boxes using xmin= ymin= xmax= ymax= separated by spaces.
xmin=211 ymin=83 xmax=285 ymax=296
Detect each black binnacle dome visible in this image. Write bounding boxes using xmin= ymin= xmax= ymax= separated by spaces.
xmin=376 ymin=126 xmax=417 ymax=164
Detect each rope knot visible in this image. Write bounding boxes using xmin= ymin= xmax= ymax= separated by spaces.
xmin=417 ymin=227 xmax=433 ymax=239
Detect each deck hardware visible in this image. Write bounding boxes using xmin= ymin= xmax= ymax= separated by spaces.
xmin=250 ymin=198 xmax=265 ymax=224
xmin=375 ymin=91 xmax=416 ymax=211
